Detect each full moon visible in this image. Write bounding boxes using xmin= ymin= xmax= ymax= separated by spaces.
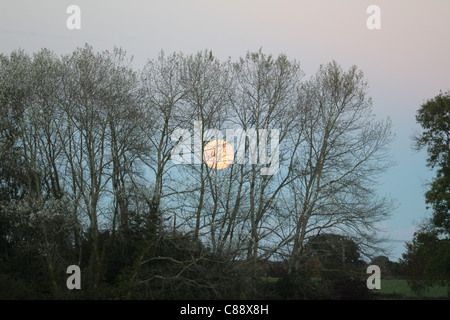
xmin=203 ymin=140 xmax=234 ymax=170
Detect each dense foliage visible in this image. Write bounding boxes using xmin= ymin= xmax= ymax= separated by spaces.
xmin=401 ymin=91 xmax=450 ymax=297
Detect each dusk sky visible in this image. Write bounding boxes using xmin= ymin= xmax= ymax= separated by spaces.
xmin=1 ymin=0 xmax=449 ymax=260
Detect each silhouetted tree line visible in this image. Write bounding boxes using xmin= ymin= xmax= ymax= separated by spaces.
xmin=0 ymin=45 xmax=395 ymax=299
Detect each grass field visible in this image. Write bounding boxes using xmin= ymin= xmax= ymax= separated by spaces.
xmin=379 ymin=279 xmax=449 ymax=299
xmin=263 ymin=277 xmax=449 ymax=299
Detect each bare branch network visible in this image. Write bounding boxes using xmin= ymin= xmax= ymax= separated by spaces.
xmin=0 ymin=45 xmax=395 ymax=299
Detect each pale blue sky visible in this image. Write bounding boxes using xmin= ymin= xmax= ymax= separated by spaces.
xmin=1 ymin=0 xmax=449 ymax=260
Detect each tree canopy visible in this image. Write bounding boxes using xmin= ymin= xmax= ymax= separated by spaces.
xmin=403 ymin=91 xmax=450 ymax=296
xmin=414 ymin=91 xmax=450 ymax=235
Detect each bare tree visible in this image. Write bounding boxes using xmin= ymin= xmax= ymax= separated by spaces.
xmin=176 ymin=50 xmax=233 ymax=244
xmin=229 ymin=50 xmax=304 ymax=262
xmin=57 ymin=45 xmax=143 ymax=293
xmin=137 ymin=51 xmax=190 ymax=236
xmin=0 ymin=48 xmax=82 ymax=297
xmin=282 ymin=61 xmax=395 ymax=273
